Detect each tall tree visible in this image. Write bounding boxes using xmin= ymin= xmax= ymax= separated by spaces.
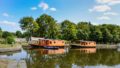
xmin=16 ymin=31 xmax=22 ymax=38
xmin=61 ymin=20 xmax=77 ymax=40
xmin=0 ymin=27 xmax=2 ymax=38
xmin=77 ymin=22 xmax=92 ymax=40
xmin=90 ymin=26 xmax=103 ymax=43
xmin=36 ymin=14 xmax=59 ymax=39
xmin=101 ymin=27 xmax=113 ymax=44
xmin=19 ymin=17 xmax=39 ymax=40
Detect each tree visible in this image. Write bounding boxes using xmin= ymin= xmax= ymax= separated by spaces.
xmin=36 ymin=14 xmax=59 ymax=39
xmin=2 ymin=31 xmax=13 ymax=38
xmin=22 ymin=31 xmax=32 ymax=41
xmin=111 ymin=28 xmax=120 ymax=43
xmin=16 ymin=31 xmax=22 ymax=38
xmin=101 ymin=27 xmax=113 ymax=44
xmin=90 ymin=27 xmax=103 ymax=43
xmin=0 ymin=27 xmax=2 ymax=38
xmin=18 ymin=14 xmax=120 ymax=44
xmin=6 ymin=36 xmax=15 ymax=44
xmin=77 ymin=22 xmax=92 ymax=40
xmin=19 ymin=17 xmax=39 ymax=40
xmin=61 ymin=20 xmax=77 ymax=41
xmin=77 ymin=29 xmax=89 ymax=40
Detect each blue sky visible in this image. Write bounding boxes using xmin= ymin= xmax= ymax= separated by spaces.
xmin=0 ymin=0 xmax=120 ymax=32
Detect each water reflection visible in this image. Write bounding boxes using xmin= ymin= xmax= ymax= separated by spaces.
xmin=25 ymin=48 xmax=120 ymax=68
xmin=71 ymin=48 xmax=96 ymax=54
xmin=1 ymin=47 xmax=120 ymax=68
xmin=32 ymin=48 xmax=67 ymax=55
xmin=0 ymin=50 xmax=27 ymax=61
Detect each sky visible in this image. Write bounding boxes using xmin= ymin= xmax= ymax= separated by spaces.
xmin=0 ymin=0 xmax=120 ymax=32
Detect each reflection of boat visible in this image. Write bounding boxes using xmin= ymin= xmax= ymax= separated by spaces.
xmin=72 ymin=48 xmax=96 ymax=53
xmin=35 ymin=48 xmax=66 ymax=55
xmin=71 ymin=40 xmax=96 ymax=48
xmin=29 ymin=37 xmax=65 ymax=49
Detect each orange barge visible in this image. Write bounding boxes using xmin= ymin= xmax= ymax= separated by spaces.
xmin=29 ymin=37 xmax=65 ymax=49
xmin=71 ymin=40 xmax=96 ymax=48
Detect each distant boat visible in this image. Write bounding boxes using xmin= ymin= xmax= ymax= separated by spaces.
xmin=71 ymin=40 xmax=96 ymax=48
xmin=29 ymin=37 xmax=65 ymax=49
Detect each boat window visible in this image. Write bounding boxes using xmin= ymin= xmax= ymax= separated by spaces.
xmin=54 ymin=41 xmax=56 ymax=43
xmin=50 ymin=41 xmax=52 ymax=44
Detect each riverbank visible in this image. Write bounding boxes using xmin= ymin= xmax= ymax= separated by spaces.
xmin=96 ymin=44 xmax=118 ymax=49
xmin=0 ymin=43 xmax=22 ymax=53
xmin=0 ymin=59 xmax=26 ymax=68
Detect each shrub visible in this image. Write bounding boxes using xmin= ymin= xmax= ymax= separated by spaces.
xmin=2 ymin=31 xmax=13 ymax=38
xmin=6 ymin=36 xmax=15 ymax=44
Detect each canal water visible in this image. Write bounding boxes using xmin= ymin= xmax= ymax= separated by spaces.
xmin=0 ymin=47 xmax=120 ymax=68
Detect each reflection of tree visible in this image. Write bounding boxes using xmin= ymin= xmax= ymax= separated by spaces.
xmin=24 ymin=49 xmax=120 ymax=68
xmin=0 ymin=50 xmax=21 ymax=56
xmin=73 ymin=49 xmax=120 ymax=66
xmin=24 ymin=49 xmax=66 ymax=68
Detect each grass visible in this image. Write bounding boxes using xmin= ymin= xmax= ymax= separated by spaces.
xmin=0 ymin=38 xmax=29 ymax=48
xmin=0 ymin=43 xmax=21 ymax=48
xmin=0 ymin=42 xmax=29 ymax=48
xmin=20 ymin=42 xmax=29 ymax=46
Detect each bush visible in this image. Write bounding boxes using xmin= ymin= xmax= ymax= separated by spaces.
xmin=6 ymin=36 xmax=15 ymax=44
xmin=2 ymin=31 xmax=13 ymax=38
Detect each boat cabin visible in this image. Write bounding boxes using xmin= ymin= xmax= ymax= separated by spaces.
xmin=29 ymin=37 xmax=65 ymax=47
xmin=75 ymin=40 xmax=96 ymax=47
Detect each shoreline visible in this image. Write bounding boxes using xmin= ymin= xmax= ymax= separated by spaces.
xmin=0 ymin=44 xmax=22 ymax=53
xmin=96 ymin=44 xmax=118 ymax=49
xmin=0 ymin=43 xmax=119 ymax=53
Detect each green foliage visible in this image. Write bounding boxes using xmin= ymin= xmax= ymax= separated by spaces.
xmin=18 ymin=14 xmax=120 ymax=44
xmin=16 ymin=31 xmax=22 ymax=38
xmin=6 ymin=36 xmax=15 ymax=44
xmin=77 ymin=22 xmax=92 ymax=40
xmin=61 ymin=20 xmax=77 ymax=40
xmin=2 ymin=31 xmax=14 ymax=38
xmin=19 ymin=17 xmax=39 ymax=37
xmin=0 ymin=27 xmax=2 ymax=38
xmin=90 ymin=27 xmax=103 ymax=43
xmin=36 ymin=14 xmax=59 ymax=39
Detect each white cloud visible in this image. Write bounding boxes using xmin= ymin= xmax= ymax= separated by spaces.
xmin=104 ymin=12 xmax=118 ymax=16
xmin=38 ymin=2 xmax=49 ymax=10
xmin=2 ymin=13 xmax=9 ymax=17
xmin=50 ymin=7 xmax=56 ymax=11
xmin=31 ymin=7 xmax=37 ymax=10
xmin=96 ymin=0 xmax=120 ymax=5
xmin=89 ymin=5 xmax=111 ymax=12
xmin=0 ymin=20 xmax=22 ymax=32
xmin=97 ymin=16 xmax=110 ymax=20
xmin=0 ymin=20 xmax=17 ymax=26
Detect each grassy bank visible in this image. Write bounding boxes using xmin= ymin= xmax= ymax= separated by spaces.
xmin=96 ymin=44 xmax=118 ymax=49
xmin=0 ymin=43 xmax=20 ymax=48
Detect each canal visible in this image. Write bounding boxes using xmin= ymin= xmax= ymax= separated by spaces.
xmin=0 ymin=47 xmax=120 ymax=68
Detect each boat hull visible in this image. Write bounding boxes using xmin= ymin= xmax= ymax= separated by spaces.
xmin=30 ymin=44 xmax=64 ymax=49
xmin=71 ymin=45 xmax=96 ymax=48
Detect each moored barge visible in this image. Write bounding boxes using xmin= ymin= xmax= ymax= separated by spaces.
xmin=71 ymin=40 xmax=96 ymax=48
xmin=29 ymin=37 xmax=65 ymax=49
